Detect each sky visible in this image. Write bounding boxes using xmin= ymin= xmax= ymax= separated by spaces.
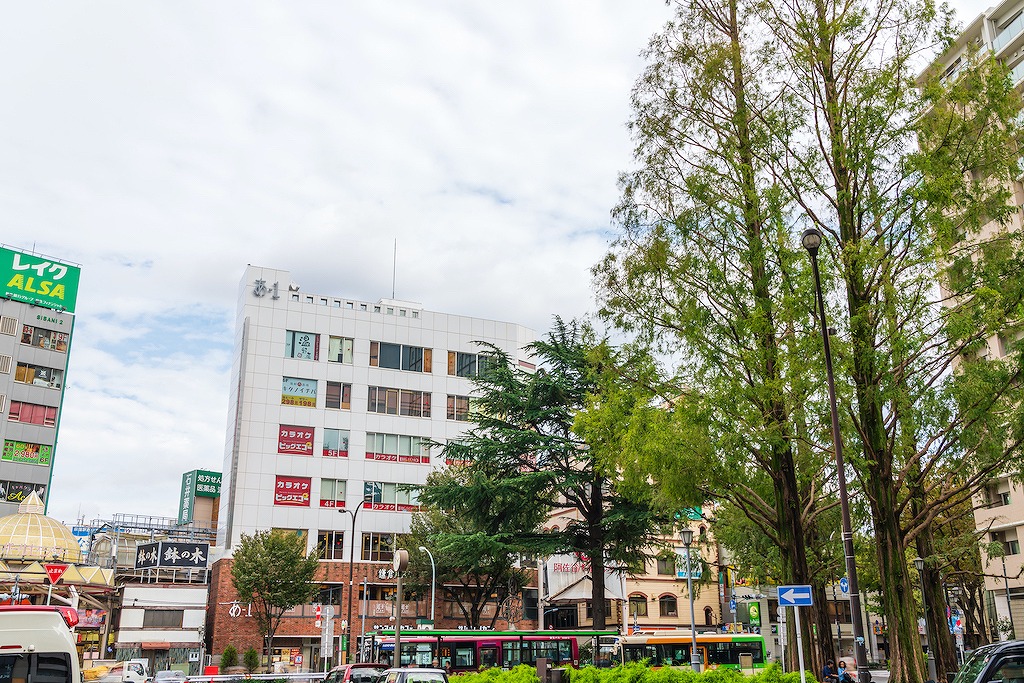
xmin=0 ymin=0 xmax=988 ymax=526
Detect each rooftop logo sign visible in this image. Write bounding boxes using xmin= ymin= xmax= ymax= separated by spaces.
xmin=0 ymin=247 xmax=80 ymax=313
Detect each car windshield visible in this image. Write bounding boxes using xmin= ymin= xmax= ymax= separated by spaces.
xmin=404 ymin=674 xmax=446 ymax=683
xmin=952 ymin=647 xmax=995 ymax=683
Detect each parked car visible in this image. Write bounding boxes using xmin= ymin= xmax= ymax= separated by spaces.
xmin=325 ymin=663 xmax=387 ymax=683
xmin=952 ymin=640 xmax=1024 ymax=683
xmin=376 ymin=668 xmax=449 ymax=683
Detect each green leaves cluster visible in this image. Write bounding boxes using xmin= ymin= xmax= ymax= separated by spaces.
xmin=418 ymin=318 xmax=672 ymax=629
xmin=230 ymin=529 xmax=321 ymax=669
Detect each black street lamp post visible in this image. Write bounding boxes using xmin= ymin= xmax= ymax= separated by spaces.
xmin=680 ymin=528 xmax=701 ymax=672
xmin=339 ymin=502 xmax=364 ymax=663
xmin=802 ymin=228 xmax=870 ymax=683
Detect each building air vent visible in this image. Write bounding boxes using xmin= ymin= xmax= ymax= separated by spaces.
xmin=0 ymin=355 xmax=11 ymax=375
xmin=0 ymin=317 xmax=17 ymax=336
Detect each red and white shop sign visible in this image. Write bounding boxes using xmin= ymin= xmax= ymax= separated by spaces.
xmin=278 ymin=425 xmax=314 ymax=456
xmin=274 ymin=475 xmax=311 ymax=506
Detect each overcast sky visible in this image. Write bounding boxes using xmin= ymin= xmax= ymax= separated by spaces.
xmin=1 ymin=0 xmax=987 ymax=526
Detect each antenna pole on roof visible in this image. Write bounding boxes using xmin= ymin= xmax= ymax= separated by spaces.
xmin=392 ymin=238 xmax=397 ymax=299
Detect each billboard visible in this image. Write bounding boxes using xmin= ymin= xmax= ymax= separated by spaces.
xmin=135 ymin=541 xmax=209 ymax=569
xmin=2 ymin=440 xmax=52 ymax=466
xmin=278 ymin=425 xmax=314 ymax=456
xmin=178 ymin=470 xmax=221 ymax=524
xmin=274 ymin=475 xmax=311 ymax=506
xmin=0 ymin=247 xmax=81 ymax=313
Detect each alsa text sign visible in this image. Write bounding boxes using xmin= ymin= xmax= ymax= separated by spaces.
xmin=778 ymin=585 xmax=813 ymax=607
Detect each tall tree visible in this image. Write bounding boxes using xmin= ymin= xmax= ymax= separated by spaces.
xmin=231 ymin=530 xmax=321 ymax=670
xmin=599 ymin=1 xmax=1024 ymax=681
xmin=592 ymin=0 xmax=838 ymax=669
xmin=767 ymin=9 xmax=1024 ymax=681
xmin=436 ymin=319 xmax=669 ymax=629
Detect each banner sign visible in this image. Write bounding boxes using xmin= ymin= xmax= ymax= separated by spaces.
xmin=0 ymin=480 xmax=45 ymax=503
xmin=77 ymin=608 xmax=107 ymax=629
xmin=2 ymin=440 xmax=52 ymax=466
xmin=134 ymin=541 xmax=210 ymax=569
xmin=274 ymin=475 xmax=311 ymax=506
xmin=0 ymin=246 xmax=81 ymax=313
xmin=194 ymin=470 xmax=221 ymax=497
xmin=282 ymin=377 xmax=317 ymax=407
xmin=278 ymin=425 xmax=314 ymax=456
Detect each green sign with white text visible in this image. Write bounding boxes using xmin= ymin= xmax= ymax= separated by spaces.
xmin=0 ymin=247 xmax=80 ymax=313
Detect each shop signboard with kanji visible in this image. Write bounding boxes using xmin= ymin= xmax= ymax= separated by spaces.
xmin=134 ymin=541 xmax=209 ymax=569
xmin=274 ymin=475 xmax=311 ymax=506
xmin=0 ymin=246 xmax=81 ymax=312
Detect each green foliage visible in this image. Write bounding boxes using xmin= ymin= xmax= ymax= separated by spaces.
xmin=458 ymin=665 xmax=540 ymax=683
xmin=404 ymin=490 xmax=533 ymax=627
xmin=230 ymin=529 xmax=322 ymax=668
xmin=243 ymin=648 xmax=260 ymax=673
xmin=560 ymin=663 xmax=800 ymax=683
xmin=424 ymin=318 xmax=671 ymax=628
xmin=219 ymin=645 xmax=238 ymax=672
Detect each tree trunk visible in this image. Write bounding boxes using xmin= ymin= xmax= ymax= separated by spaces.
xmin=913 ymin=528 xmax=957 ymax=676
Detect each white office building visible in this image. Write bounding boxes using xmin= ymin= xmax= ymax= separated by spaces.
xmin=218 ymin=265 xmax=535 ymax=558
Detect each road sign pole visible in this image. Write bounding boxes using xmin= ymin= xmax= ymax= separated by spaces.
xmin=793 ymin=606 xmax=807 ymax=683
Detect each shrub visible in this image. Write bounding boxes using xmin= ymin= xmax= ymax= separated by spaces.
xmin=220 ymin=645 xmax=238 ymax=672
xmin=243 ymin=648 xmax=260 ymax=673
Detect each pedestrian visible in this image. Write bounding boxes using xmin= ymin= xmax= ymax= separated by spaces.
xmin=838 ymin=660 xmax=854 ymax=683
xmin=822 ymin=659 xmax=839 ymax=683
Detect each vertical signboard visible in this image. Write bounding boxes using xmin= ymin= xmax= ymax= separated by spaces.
xmin=0 ymin=247 xmax=81 ymax=312
xmin=178 ymin=470 xmax=196 ymax=524
xmin=178 ymin=470 xmax=221 ymax=524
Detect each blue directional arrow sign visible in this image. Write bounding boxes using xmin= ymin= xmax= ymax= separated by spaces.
xmin=839 ymin=577 xmax=849 ymax=594
xmin=778 ymin=585 xmax=814 ymax=607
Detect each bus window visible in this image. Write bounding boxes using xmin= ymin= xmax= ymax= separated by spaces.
xmin=455 ymin=646 xmax=475 ymax=669
xmin=502 ymin=642 xmax=521 ymax=667
xmin=481 ymin=647 xmax=498 ymax=668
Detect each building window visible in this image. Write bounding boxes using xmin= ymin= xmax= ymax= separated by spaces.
xmin=370 ymin=342 xmax=432 ymax=372
xmin=446 ymin=395 xmax=472 ymax=421
xmin=659 ymin=595 xmax=678 ymax=617
xmin=323 ymin=429 xmax=350 ymax=458
xmin=365 ymin=433 xmax=430 ymax=464
xmin=1009 ymin=540 xmax=1021 ymax=556
xmin=656 ymin=557 xmax=676 ymax=575
xmin=285 ymin=330 xmax=319 ymax=360
xmin=585 ymin=600 xmax=613 ymax=618
xmin=364 ymin=481 xmax=419 ymax=511
xmin=328 ymin=336 xmax=354 ymax=364
xmin=362 ymin=532 xmax=396 ymax=562
xmin=326 ymin=382 xmax=351 ymax=410
xmin=20 ymin=325 xmax=69 ymax=352
xmin=367 ymin=387 xmax=430 ymax=417
xmin=282 ymin=377 xmax=317 ymax=407
xmin=628 ymin=595 xmax=648 ymax=617
xmin=14 ymin=363 xmax=63 ymax=389
xmin=8 ymin=401 xmax=57 ymax=427
xmin=447 ymin=351 xmax=494 ymax=378
xmin=317 ymin=530 xmax=345 ymax=560
xmin=142 ymin=610 xmax=183 ymax=628
xmin=320 ymin=479 xmax=347 ymax=508
xmin=704 ymin=606 xmax=714 ymax=626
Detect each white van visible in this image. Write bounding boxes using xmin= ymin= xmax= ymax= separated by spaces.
xmin=0 ymin=605 xmax=82 ymax=683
